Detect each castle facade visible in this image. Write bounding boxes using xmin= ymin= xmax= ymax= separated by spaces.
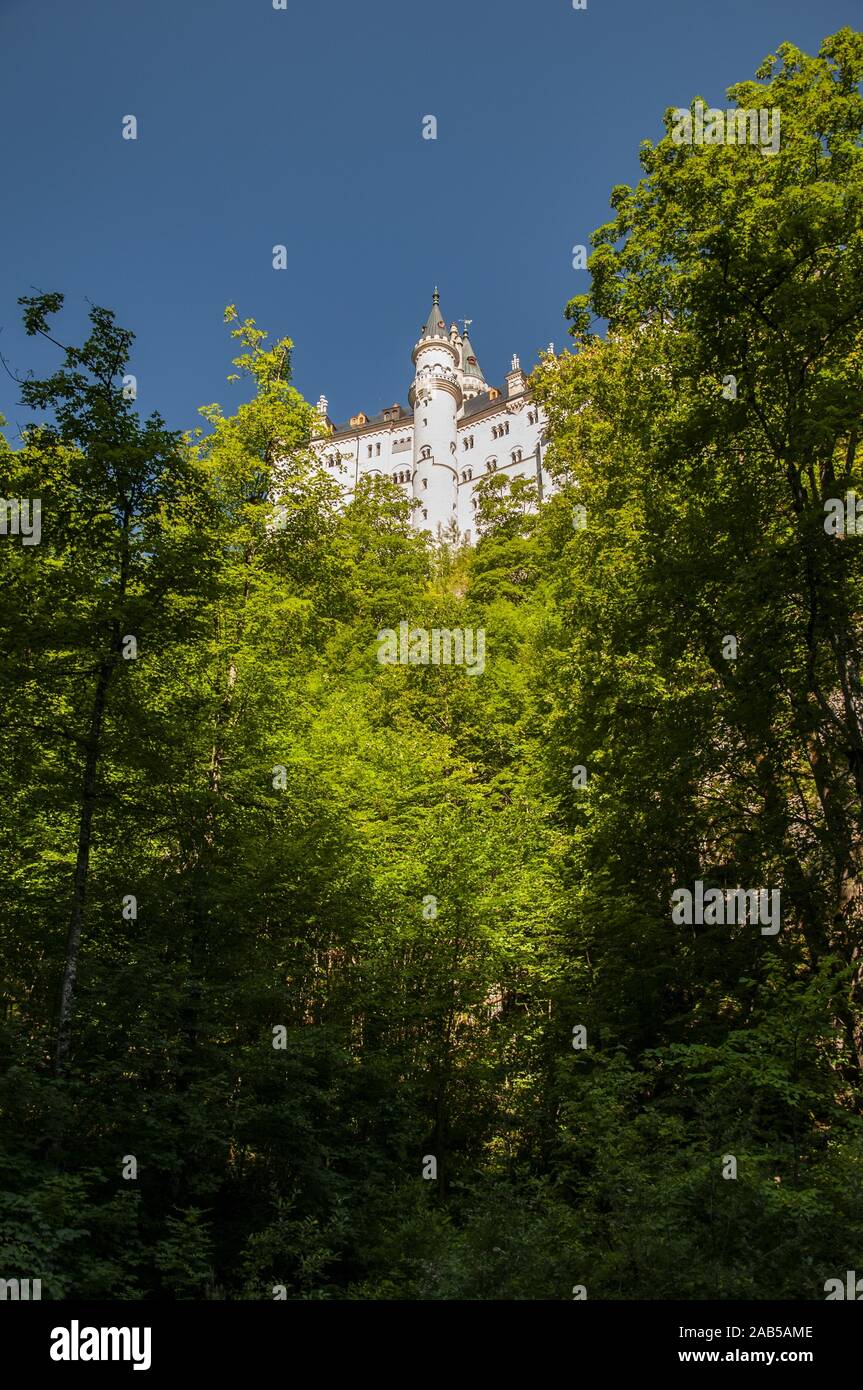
xmin=310 ymin=289 xmax=550 ymax=538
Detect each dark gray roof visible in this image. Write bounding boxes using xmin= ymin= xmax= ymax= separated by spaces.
xmin=329 ymin=403 xmax=413 ymax=438
xmin=461 ymin=388 xmax=505 ymax=419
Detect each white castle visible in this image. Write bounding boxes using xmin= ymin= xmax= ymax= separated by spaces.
xmin=310 ymin=289 xmax=551 ymax=539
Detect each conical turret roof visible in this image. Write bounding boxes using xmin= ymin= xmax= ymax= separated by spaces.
xmin=422 ymin=287 xmax=448 ymax=340
xmin=461 ymin=327 xmax=486 ymax=383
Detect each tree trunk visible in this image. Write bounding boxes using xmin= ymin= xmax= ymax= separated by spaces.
xmin=54 ymin=506 xmax=130 ymax=1075
xmin=53 ymin=643 xmax=119 ymax=1074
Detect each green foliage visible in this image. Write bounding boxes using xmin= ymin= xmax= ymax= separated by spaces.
xmin=2 ymin=29 xmax=863 ymax=1301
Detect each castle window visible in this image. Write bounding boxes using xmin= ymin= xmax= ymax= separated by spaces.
xmin=420 ymin=446 xmax=431 ymax=460
xmin=423 ymin=478 xmax=428 ymax=489
xmin=422 ymin=508 xmax=428 ymax=521
xmin=376 ymin=443 xmax=381 ymax=456
xmin=511 ymin=449 xmax=522 ymax=464
xmin=367 ymin=445 xmax=372 ymax=458
xmin=486 ymin=458 xmax=497 ymax=473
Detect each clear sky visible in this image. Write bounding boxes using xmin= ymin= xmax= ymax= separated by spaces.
xmin=0 ymin=0 xmax=858 ymax=437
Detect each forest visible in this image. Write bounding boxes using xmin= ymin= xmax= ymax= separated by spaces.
xmin=1 ymin=29 xmax=862 ymax=1300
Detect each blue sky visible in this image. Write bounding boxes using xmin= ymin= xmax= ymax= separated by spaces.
xmin=0 ymin=0 xmax=858 ymax=437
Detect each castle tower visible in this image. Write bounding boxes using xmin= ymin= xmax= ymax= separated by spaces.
xmin=409 ymin=288 xmax=462 ymax=534
xmin=460 ymin=323 xmax=486 ymax=401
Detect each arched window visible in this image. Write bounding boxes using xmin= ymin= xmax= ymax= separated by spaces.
xmin=420 ymin=445 xmax=432 ymax=460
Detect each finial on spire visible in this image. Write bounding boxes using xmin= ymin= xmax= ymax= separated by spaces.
xmin=433 ymin=287 xmax=439 ymax=303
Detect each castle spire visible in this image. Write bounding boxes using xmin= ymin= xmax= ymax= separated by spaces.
xmin=461 ymin=324 xmax=486 ymax=385
xmin=422 ymin=286 xmax=447 ymax=340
